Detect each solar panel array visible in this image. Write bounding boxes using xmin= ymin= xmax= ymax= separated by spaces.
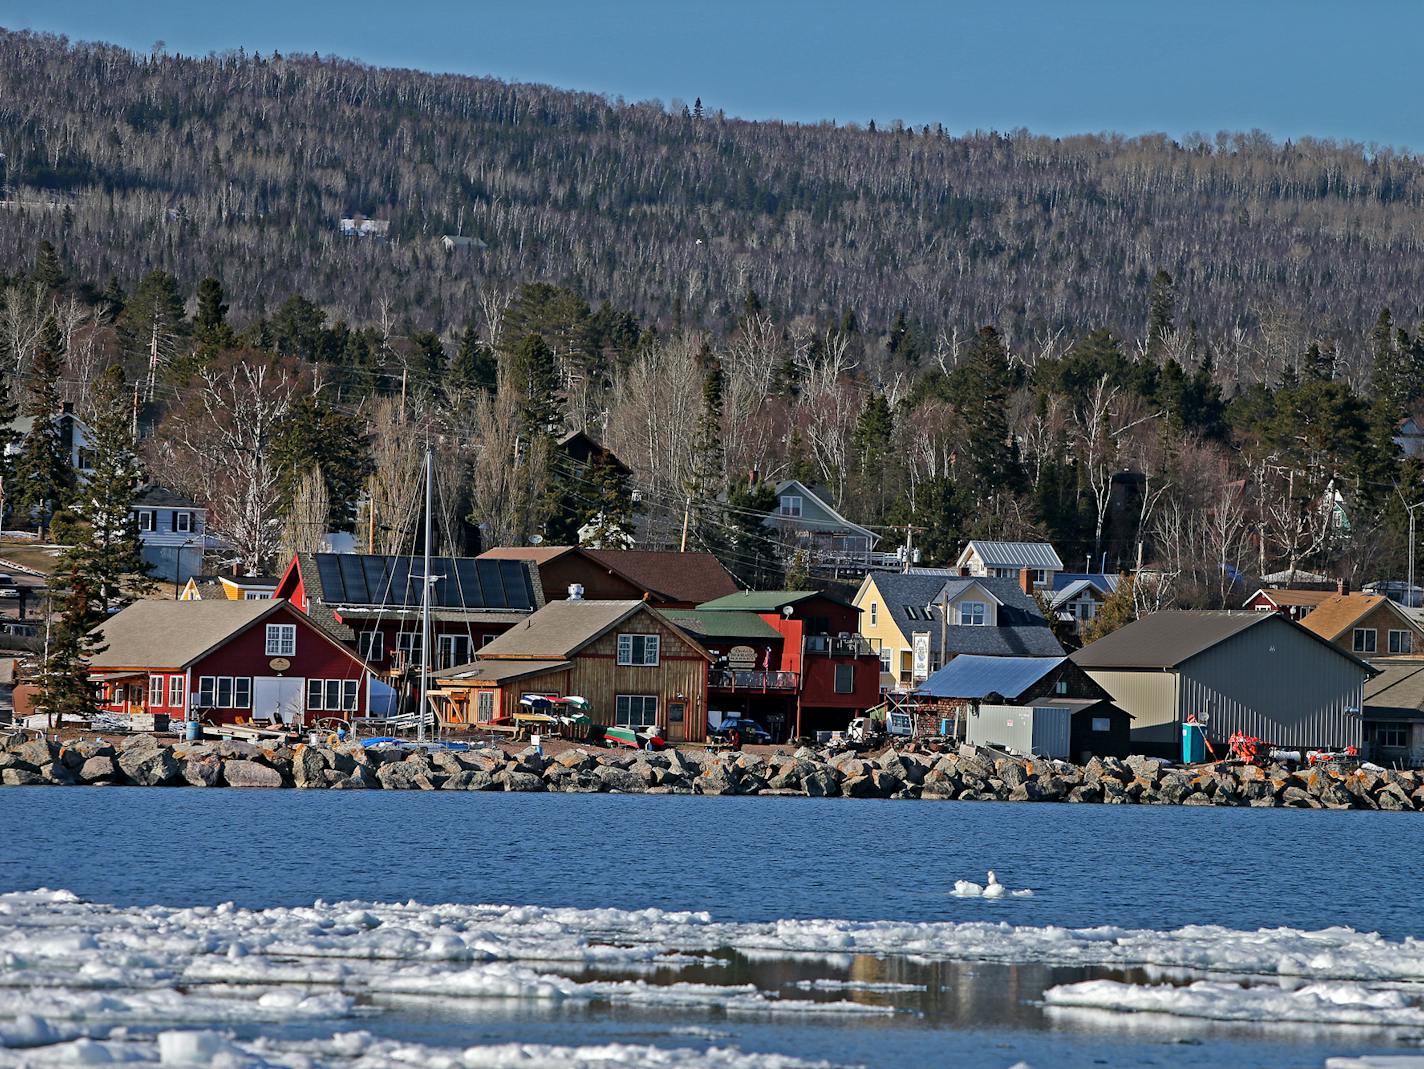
xmin=313 ymin=555 xmax=536 ymax=610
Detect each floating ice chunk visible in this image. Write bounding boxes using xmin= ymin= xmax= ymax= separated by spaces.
xmin=156 ymin=1030 xmax=239 ymax=1066
xmin=951 ymin=880 xmax=983 ymax=897
xmin=1044 ymin=978 xmax=1424 ymax=1028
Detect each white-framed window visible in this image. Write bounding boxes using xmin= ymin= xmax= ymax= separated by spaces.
xmin=243 ymin=591 xmax=270 ymax=600
xmin=1389 ymin=629 xmax=1413 ymax=655
xmin=834 ymin=663 xmax=855 ymax=693
xmin=778 ymin=495 xmax=803 ymax=517
xmin=359 ymin=631 xmax=385 ymax=662
xmin=169 ymin=675 xmax=184 ymax=708
xmin=1091 ymin=716 xmax=1112 ymax=733
xmin=265 ymin=623 xmax=296 ymax=657
xmin=149 ymin=675 xmax=164 ymax=708
xmin=437 ymin=634 xmax=472 ymax=669
xmin=1353 ymin=628 xmax=1377 ymax=654
xmin=476 ymin=691 xmax=495 ymax=720
xmin=136 ymin=510 xmax=154 ymax=532
xmin=957 ymin=601 xmax=987 ymax=626
xmin=1032 ymin=568 xmax=1048 ymax=587
xmin=869 ymin=603 xmax=878 ymax=626
xmin=396 ymin=632 xmax=420 ymax=662
xmin=174 ymin=511 xmax=192 ymax=534
xmin=878 ymin=647 xmax=892 ymax=673
xmin=617 ymin=633 xmax=660 ymax=666
xmin=198 ymin=676 xmax=251 ymax=709
xmin=615 ymin=694 xmax=658 ymax=727
xmin=307 ymin=678 xmax=359 ymax=712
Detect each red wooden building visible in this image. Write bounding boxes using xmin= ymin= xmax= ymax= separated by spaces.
xmin=679 ymin=589 xmax=883 ymax=739
xmin=89 ymin=599 xmax=372 ymax=726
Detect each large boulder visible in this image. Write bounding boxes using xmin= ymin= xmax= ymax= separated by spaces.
xmin=182 ymin=756 xmax=224 ymax=788
xmin=377 ymin=762 xmax=436 ymax=790
xmin=596 ymin=766 xmax=648 ymax=793
xmin=699 ymin=764 xmax=739 ymax=796
xmin=552 ymin=749 xmax=596 ymax=773
xmin=801 ymin=765 xmax=841 ymax=798
xmin=119 ymin=747 xmax=183 ymax=787
xmin=14 ymin=738 xmax=58 ymax=770
xmin=293 ymin=748 xmax=328 ymax=788
xmin=440 ymin=770 xmax=496 ymax=791
xmin=498 ymin=770 xmax=546 ymax=792
xmin=1 ymin=767 xmax=44 ymax=785
xmin=223 ymin=760 xmax=284 ymax=788
xmin=79 ymin=755 xmax=120 ymax=784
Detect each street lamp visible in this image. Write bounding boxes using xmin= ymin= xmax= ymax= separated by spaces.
xmin=172 ymin=537 xmax=203 ymax=599
xmin=1406 ymin=501 xmax=1424 ymax=609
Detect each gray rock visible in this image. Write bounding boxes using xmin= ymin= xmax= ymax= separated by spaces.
xmin=699 ymin=764 xmax=738 ymax=795
xmin=349 ymin=764 xmax=380 ymax=789
xmin=294 ymin=748 xmax=327 ymax=788
xmin=120 ymin=733 xmax=161 ymax=754
xmin=998 ymin=762 xmax=1028 ymax=789
xmin=440 ymin=770 xmax=496 ymax=791
xmin=801 ymin=766 xmax=841 ymax=797
xmin=1101 ymin=780 xmax=1130 ymax=804
xmin=182 ymin=756 xmax=223 ymax=788
xmin=1281 ymin=786 xmax=1322 ymax=808
xmin=14 ymin=738 xmax=57 ymax=769
xmin=1067 ymin=784 xmax=1102 ymax=803
xmin=597 ymin=766 xmax=648 ymax=793
xmin=2 ymin=767 xmax=44 ymax=785
xmin=1377 ymin=786 xmax=1410 ymax=811
xmin=79 ymin=755 xmax=119 ymax=783
xmin=224 ymin=760 xmax=285 ymax=788
xmin=38 ymin=762 xmax=78 ymax=785
xmin=499 ymin=771 xmax=546 ymax=792
xmin=119 ymin=747 xmax=182 ymax=787
xmin=1008 ymin=780 xmax=1044 ymax=802
xmin=377 ymin=763 xmax=436 ymax=790
xmin=1125 ymin=755 xmax=1165 ymax=779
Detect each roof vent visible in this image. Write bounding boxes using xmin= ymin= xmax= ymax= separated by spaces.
xmin=568 ymin=584 xmax=584 ymax=601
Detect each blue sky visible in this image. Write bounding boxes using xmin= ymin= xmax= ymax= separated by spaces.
xmin=3 ymin=0 xmax=1418 ymax=148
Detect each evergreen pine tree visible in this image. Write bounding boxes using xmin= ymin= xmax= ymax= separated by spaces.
xmin=959 ymin=326 xmax=1024 ymax=501
xmin=851 ymin=391 xmax=894 ymax=473
xmin=11 ymin=316 xmax=74 ymax=533
xmin=724 ymin=478 xmax=783 ymax=588
xmin=35 ymin=571 xmax=103 ymax=731
xmin=511 ymin=332 xmax=561 ymax=440
xmin=451 ymin=326 xmax=498 ymax=392
xmin=65 ymin=364 xmax=154 ymax=611
xmin=193 ymin=276 xmax=234 ymax=351
xmin=32 ymin=240 xmax=66 ymax=293
xmin=685 ymin=347 xmax=728 ymax=554
xmin=577 ymin=455 xmax=637 ymax=548
xmin=120 ymin=270 xmax=187 ymax=397
xmin=1146 ymin=269 xmax=1176 ymax=358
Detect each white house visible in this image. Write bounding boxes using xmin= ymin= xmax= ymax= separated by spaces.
xmin=955 ymin=540 xmax=1064 ymax=591
xmin=4 ymin=405 xmax=95 ymax=477
xmin=131 ymin=485 xmax=212 ymax=585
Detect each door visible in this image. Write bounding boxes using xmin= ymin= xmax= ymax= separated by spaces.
xmin=253 ymin=676 xmax=306 ymax=726
xmin=667 ymin=701 xmax=686 ymax=743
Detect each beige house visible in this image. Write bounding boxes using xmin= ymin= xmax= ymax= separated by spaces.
xmin=1073 ymin=610 xmax=1373 ymax=757
xmin=1299 ymin=592 xmax=1424 ymax=659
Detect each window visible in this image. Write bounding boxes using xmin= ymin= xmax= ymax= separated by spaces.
xmin=136 ymin=510 xmax=154 ymax=532
xmin=1032 ymin=568 xmax=1048 ymax=587
xmin=869 ymin=603 xmax=878 ymax=626
xmin=476 ymin=691 xmax=495 ymax=720
xmin=1353 ymin=628 xmax=1377 ymax=654
xmin=1091 ymin=717 xmax=1112 ymax=733
xmin=198 ymin=676 xmax=251 ymax=709
xmin=359 ymin=631 xmax=385 ymax=663
xmin=834 ymin=663 xmax=855 ymax=694
xmin=308 ymin=678 xmax=359 ymax=712
xmin=396 ymin=632 xmax=420 ymax=662
xmin=437 ymin=634 xmax=472 ymax=669
xmin=243 ymin=591 xmax=271 ymax=600
xmin=174 ymin=511 xmax=192 ymax=534
xmin=957 ymin=601 xmax=987 ymax=626
xmin=1076 ymin=601 xmax=1098 ymax=621
xmin=265 ymin=623 xmax=296 ymax=657
xmin=169 ymin=676 xmax=184 ymax=708
xmin=1372 ymin=724 xmax=1408 ymax=749
xmin=149 ymin=675 xmax=164 ymax=708
xmin=778 ymin=495 xmax=803 ymax=517
xmin=1389 ymin=630 xmax=1413 ymax=655
xmin=1055 ymin=680 xmax=1069 ymax=695
xmin=615 ymin=694 xmax=658 ymax=727
xmin=879 ymin=647 xmax=892 ymax=673
xmin=617 ymin=633 xmax=660 ymax=666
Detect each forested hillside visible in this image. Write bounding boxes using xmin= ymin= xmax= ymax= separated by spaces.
xmin=3 ymin=29 xmax=1424 ymax=372
xmin=4 ymin=28 xmax=1424 ymax=620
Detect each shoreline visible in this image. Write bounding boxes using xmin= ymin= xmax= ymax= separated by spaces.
xmin=2 ymin=733 xmax=1421 ymax=810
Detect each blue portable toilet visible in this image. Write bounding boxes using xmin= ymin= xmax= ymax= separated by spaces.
xmin=1181 ymin=721 xmax=1206 ymax=764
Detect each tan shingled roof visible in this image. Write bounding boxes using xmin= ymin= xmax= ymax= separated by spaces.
xmin=478 ymin=546 xmax=576 ymax=565
xmin=478 ymin=599 xmax=710 ymax=661
xmin=1299 ymin=593 xmax=1394 ymax=641
xmin=89 ymin=600 xmax=282 ymax=670
xmin=1253 ymin=587 xmax=1335 ymax=608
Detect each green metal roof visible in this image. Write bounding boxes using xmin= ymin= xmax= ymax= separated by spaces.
xmin=695 ymin=589 xmax=854 ymax=612
xmin=662 ymin=609 xmax=782 ymax=641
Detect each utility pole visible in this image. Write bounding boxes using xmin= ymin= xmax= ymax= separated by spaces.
xmin=679 ymin=495 xmax=691 ymax=553
xmin=366 ymin=475 xmax=376 ymax=554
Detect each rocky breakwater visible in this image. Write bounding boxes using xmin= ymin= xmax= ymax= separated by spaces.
xmin=2 ymin=734 xmax=1423 ymax=810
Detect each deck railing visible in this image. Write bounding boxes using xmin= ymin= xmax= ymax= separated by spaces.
xmin=709 ymin=669 xmax=799 ymax=692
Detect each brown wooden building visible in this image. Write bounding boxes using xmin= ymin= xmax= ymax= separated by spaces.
xmin=432 ymin=597 xmax=712 ymax=742
xmin=478 ymin=546 xmax=737 ymax=609
xmin=1300 ymin=592 xmax=1424 ymax=659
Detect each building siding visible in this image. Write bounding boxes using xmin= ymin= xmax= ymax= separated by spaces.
xmin=1081 ymin=667 xmax=1181 ymax=751
xmin=1177 ymin=620 xmax=1364 ymax=749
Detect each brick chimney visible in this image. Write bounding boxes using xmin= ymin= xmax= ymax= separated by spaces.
xmin=1019 ymin=566 xmax=1034 ymax=596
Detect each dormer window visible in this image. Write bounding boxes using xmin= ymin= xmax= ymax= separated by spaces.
xmin=957 ymin=601 xmax=987 ymax=626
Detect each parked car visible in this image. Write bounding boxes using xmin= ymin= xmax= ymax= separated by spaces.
xmin=710 ymin=717 xmax=772 ymax=746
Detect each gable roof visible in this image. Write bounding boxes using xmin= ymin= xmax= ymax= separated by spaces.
xmin=435 ymin=659 xmax=572 ymax=683
xmin=478 ymin=599 xmax=710 ymax=661
xmin=1072 ymin=610 xmax=1376 ymax=673
xmin=916 ymin=655 xmax=1066 ymax=700
xmin=767 ymin=480 xmax=877 ymax=544
xmin=89 ymin=600 xmax=289 ymax=670
xmin=696 ymin=589 xmax=856 ymax=613
xmin=957 ymin=540 xmax=1064 ymax=571
xmin=860 ymin=571 xmax=1063 ymax=657
xmin=1050 ymin=579 xmax=1109 ymax=610
xmin=133 ymin=484 xmax=203 ymax=510
xmin=1246 ymin=587 xmax=1336 ymax=609
xmin=1051 ymin=572 xmax=1120 ymax=595
xmin=479 ymin=546 xmax=738 ymax=605
xmin=1300 ymin=593 xmax=1417 ymax=642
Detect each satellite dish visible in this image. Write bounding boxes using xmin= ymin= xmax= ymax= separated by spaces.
xmin=782 ymin=605 xmax=794 ymax=618
xmin=529 ymin=534 xmax=544 ymax=545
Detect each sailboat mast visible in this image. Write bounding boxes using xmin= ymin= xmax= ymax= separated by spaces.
xmin=418 ymin=444 xmax=433 ymax=742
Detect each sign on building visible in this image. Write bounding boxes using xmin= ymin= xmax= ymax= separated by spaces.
xmin=912 ymin=631 xmax=931 ymax=681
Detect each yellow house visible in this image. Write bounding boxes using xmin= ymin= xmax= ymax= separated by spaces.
xmin=852 ymin=570 xmax=1065 ymax=689
xmin=179 ymin=574 xmax=279 ymax=602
